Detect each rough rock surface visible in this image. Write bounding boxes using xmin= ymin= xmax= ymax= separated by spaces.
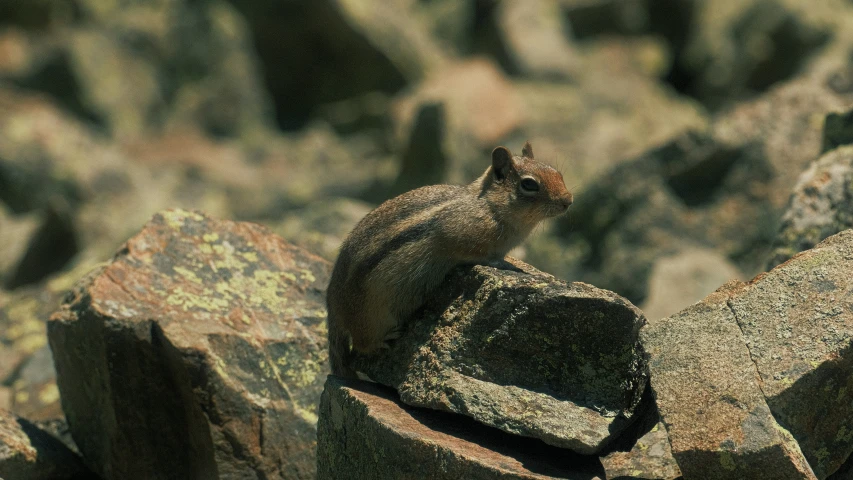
xmin=48 ymin=209 xmax=331 ymax=480
xmin=730 ymin=230 xmax=853 ymax=478
xmin=767 ymin=146 xmax=853 ymax=268
xmin=600 ymin=420 xmax=682 ymax=480
xmin=354 ymin=260 xmax=648 ymax=455
xmin=317 ymin=376 xmax=606 ymax=480
xmin=642 ymin=284 xmax=816 ymax=480
xmin=0 ymin=409 xmax=93 ymax=480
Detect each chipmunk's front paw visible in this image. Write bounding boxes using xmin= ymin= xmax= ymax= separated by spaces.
xmin=380 ymin=327 xmax=404 ymax=349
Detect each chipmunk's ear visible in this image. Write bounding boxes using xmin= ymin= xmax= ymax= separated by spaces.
xmin=491 ymin=146 xmax=514 ymax=181
xmin=521 ymin=141 xmax=534 ymax=159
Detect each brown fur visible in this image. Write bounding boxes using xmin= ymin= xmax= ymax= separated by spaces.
xmin=326 ymin=142 xmax=573 ymax=377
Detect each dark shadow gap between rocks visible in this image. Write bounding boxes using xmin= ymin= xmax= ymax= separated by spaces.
xmin=10 ymin=52 xmax=107 ymax=131
xmin=4 ymin=206 xmax=79 ymax=290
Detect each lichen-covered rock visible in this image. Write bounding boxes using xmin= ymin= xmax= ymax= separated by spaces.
xmin=317 ymin=376 xmax=606 ymax=480
xmin=767 ymin=146 xmax=853 ymax=269
xmin=730 ymin=230 xmax=853 ymax=478
xmin=354 ymin=260 xmax=648 ymax=455
xmin=48 ymin=209 xmax=331 ymax=480
xmin=642 ymin=284 xmax=816 ymax=480
xmin=0 ymin=409 xmax=94 ymax=480
xmin=600 ymin=420 xmax=682 ymax=480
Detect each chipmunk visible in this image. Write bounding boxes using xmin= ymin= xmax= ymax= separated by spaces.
xmin=326 ymin=142 xmax=573 ymax=377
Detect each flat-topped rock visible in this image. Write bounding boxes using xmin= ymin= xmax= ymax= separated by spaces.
xmin=355 ymin=259 xmax=648 ymax=455
xmin=317 ymin=375 xmax=606 ymax=480
xmin=48 ymin=209 xmax=331 ymax=480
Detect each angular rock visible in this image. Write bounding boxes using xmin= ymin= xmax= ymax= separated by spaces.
xmin=713 ymin=67 xmax=853 ymax=213
xmin=0 ymin=261 xmax=97 ymax=424
xmin=730 ymin=230 xmax=853 ymax=478
xmin=1 ymin=204 xmax=79 ymax=290
xmin=0 ymin=278 xmax=64 ymax=397
xmin=317 ymin=376 xmax=605 ymax=480
xmin=642 ymin=284 xmax=816 ymax=480
xmin=48 ymin=209 xmax=331 ymax=480
xmin=767 ymin=146 xmax=853 ymax=269
xmin=386 ymin=102 xmax=448 ymax=197
xmin=600 ymin=421 xmax=682 ymax=480
xmin=355 ymin=260 xmax=648 ymax=455
xmin=9 ymin=345 xmax=63 ymax=421
xmin=0 ymin=409 xmax=94 ymax=480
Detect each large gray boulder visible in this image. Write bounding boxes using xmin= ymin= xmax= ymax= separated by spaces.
xmin=354 ymin=259 xmax=648 ymax=455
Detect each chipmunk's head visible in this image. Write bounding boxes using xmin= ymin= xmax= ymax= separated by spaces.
xmin=484 ymin=142 xmax=573 ymax=224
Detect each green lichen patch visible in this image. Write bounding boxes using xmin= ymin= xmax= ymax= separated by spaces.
xmin=49 ymin=209 xmax=332 ymax=479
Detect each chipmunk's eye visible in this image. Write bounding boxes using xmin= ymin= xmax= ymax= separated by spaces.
xmin=520 ymin=177 xmax=540 ymax=195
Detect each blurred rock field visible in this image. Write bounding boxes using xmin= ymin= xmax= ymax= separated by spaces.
xmin=2 ymin=0 xmax=853 ymax=479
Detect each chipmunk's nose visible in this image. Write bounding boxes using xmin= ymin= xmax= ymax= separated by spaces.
xmin=560 ymin=193 xmax=573 ymax=211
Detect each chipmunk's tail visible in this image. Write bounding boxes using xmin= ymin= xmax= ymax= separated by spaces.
xmin=328 ymin=313 xmax=357 ymax=378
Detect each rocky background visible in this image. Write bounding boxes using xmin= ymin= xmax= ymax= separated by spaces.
xmin=2 ymin=0 xmax=853 ymax=479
